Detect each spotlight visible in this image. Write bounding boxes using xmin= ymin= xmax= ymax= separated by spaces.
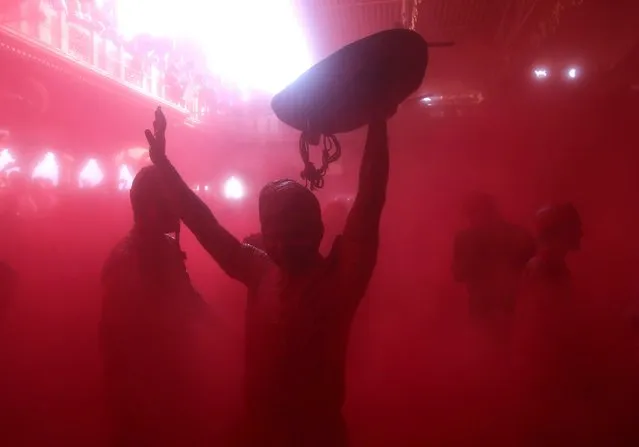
xmin=32 ymin=152 xmax=59 ymax=186
xmin=118 ymin=165 xmax=134 ymax=190
xmin=0 ymin=148 xmax=16 ymax=171
xmin=79 ymin=159 xmax=104 ymax=188
xmin=223 ymin=176 xmax=245 ymax=200
xmin=533 ymin=67 xmax=549 ymax=79
xmin=566 ymin=67 xmax=579 ymax=80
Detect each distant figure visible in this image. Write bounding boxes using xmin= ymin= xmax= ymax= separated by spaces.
xmin=517 ymin=204 xmax=585 ymax=445
xmin=519 ymin=203 xmax=583 ymax=332
xmin=452 ymin=193 xmax=535 ymax=323
xmin=146 ymin=105 xmax=390 ymax=446
xmin=100 ymin=165 xmax=209 ymax=446
xmin=243 ymin=197 xmax=352 ymax=256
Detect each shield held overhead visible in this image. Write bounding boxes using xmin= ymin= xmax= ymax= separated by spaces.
xmin=271 ymin=29 xmax=430 ymax=189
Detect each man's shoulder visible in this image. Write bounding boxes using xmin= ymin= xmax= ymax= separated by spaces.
xmin=101 ymin=235 xmax=137 ymax=285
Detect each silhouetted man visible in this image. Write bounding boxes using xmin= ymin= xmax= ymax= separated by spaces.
xmin=100 ymin=165 xmax=209 ymax=446
xmin=517 ymin=203 xmax=584 ymax=446
xmin=523 ymin=203 xmax=582 ymax=300
xmin=145 ymin=106 xmax=389 ymax=446
xmin=453 ymin=194 xmax=535 ymax=322
xmin=517 ymin=203 xmax=583 ymax=344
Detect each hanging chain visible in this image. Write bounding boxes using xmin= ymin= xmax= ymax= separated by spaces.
xmin=409 ymin=0 xmax=423 ymax=30
xmin=532 ymin=0 xmax=584 ymax=47
xmin=401 ymin=0 xmax=409 ymax=28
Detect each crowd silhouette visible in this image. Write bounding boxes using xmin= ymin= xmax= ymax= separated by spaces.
xmin=1 ymin=101 xmax=639 ymax=447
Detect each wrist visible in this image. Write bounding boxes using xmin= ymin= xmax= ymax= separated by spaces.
xmin=152 ymin=154 xmax=171 ymax=168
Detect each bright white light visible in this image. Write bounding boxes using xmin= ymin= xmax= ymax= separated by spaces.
xmin=115 ymin=0 xmax=312 ymax=94
xmin=566 ymin=67 xmax=578 ymax=79
xmin=223 ymin=176 xmax=245 ymax=200
xmin=421 ymin=97 xmax=432 ymax=104
xmin=0 ymin=148 xmax=16 ymax=171
xmin=533 ymin=68 xmax=549 ymax=79
xmin=32 ymin=152 xmax=59 ymax=186
xmin=118 ymin=164 xmax=134 ymax=190
xmin=79 ymin=158 xmax=104 ymax=188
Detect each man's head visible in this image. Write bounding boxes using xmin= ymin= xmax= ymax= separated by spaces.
xmin=536 ymin=203 xmax=583 ymax=252
xmin=259 ymin=179 xmax=323 ymax=270
xmin=464 ymin=193 xmax=500 ymax=227
xmin=130 ymin=165 xmax=179 ymax=234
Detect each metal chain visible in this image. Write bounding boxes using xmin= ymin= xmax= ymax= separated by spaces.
xmin=409 ymin=0 xmax=423 ymax=30
xmin=532 ymin=0 xmax=584 ymax=47
xmin=401 ymin=0 xmax=409 ymax=28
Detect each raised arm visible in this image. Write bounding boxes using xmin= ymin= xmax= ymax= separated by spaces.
xmin=338 ymin=117 xmax=389 ymax=282
xmin=146 ymin=108 xmax=260 ymax=285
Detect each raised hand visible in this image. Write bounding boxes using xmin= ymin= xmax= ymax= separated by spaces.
xmin=145 ymin=106 xmax=168 ymax=164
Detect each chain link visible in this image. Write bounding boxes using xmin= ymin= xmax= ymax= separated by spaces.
xmin=532 ymin=0 xmax=584 ymax=47
xmin=409 ymin=0 xmax=423 ymax=30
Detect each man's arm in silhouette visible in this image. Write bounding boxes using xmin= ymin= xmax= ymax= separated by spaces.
xmin=154 ymin=159 xmax=261 ymax=285
xmin=145 ymin=108 xmax=261 ymax=285
xmin=336 ymin=118 xmax=389 ymax=289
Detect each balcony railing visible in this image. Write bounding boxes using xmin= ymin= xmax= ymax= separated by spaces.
xmin=0 ymin=1 xmax=194 ymax=114
xmin=0 ymin=1 xmax=289 ymax=139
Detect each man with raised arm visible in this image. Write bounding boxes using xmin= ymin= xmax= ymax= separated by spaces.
xmin=100 ymin=165 xmax=211 ymax=446
xmin=146 ymin=106 xmax=390 ymax=446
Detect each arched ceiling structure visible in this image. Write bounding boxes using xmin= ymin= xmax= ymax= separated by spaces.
xmin=293 ymin=0 xmax=639 ymax=96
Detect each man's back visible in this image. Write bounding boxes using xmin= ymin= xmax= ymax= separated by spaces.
xmin=100 ymin=230 xmax=205 ymax=446
xmin=241 ymin=237 xmax=372 ymax=446
xmin=100 ymin=231 xmax=198 ymax=351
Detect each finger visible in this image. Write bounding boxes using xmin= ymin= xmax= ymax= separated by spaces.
xmin=145 ymin=129 xmax=155 ymax=146
xmin=156 ymin=107 xmax=167 ymax=127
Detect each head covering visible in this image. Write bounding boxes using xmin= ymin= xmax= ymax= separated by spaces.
xmin=258 ymin=179 xmax=322 ymax=230
xmin=130 ymin=165 xmax=165 ymax=218
xmin=536 ymin=203 xmax=581 ymax=241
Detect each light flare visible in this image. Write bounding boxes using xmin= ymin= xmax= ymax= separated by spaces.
xmin=223 ymin=176 xmax=244 ymax=200
xmin=0 ymin=149 xmax=16 ymax=171
xmin=79 ymin=159 xmax=104 ymax=188
xmin=118 ymin=164 xmax=134 ymax=190
xmin=32 ymin=152 xmax=60 ymax=186
xmin=115 ymin=0 xmax=312 ymax=93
